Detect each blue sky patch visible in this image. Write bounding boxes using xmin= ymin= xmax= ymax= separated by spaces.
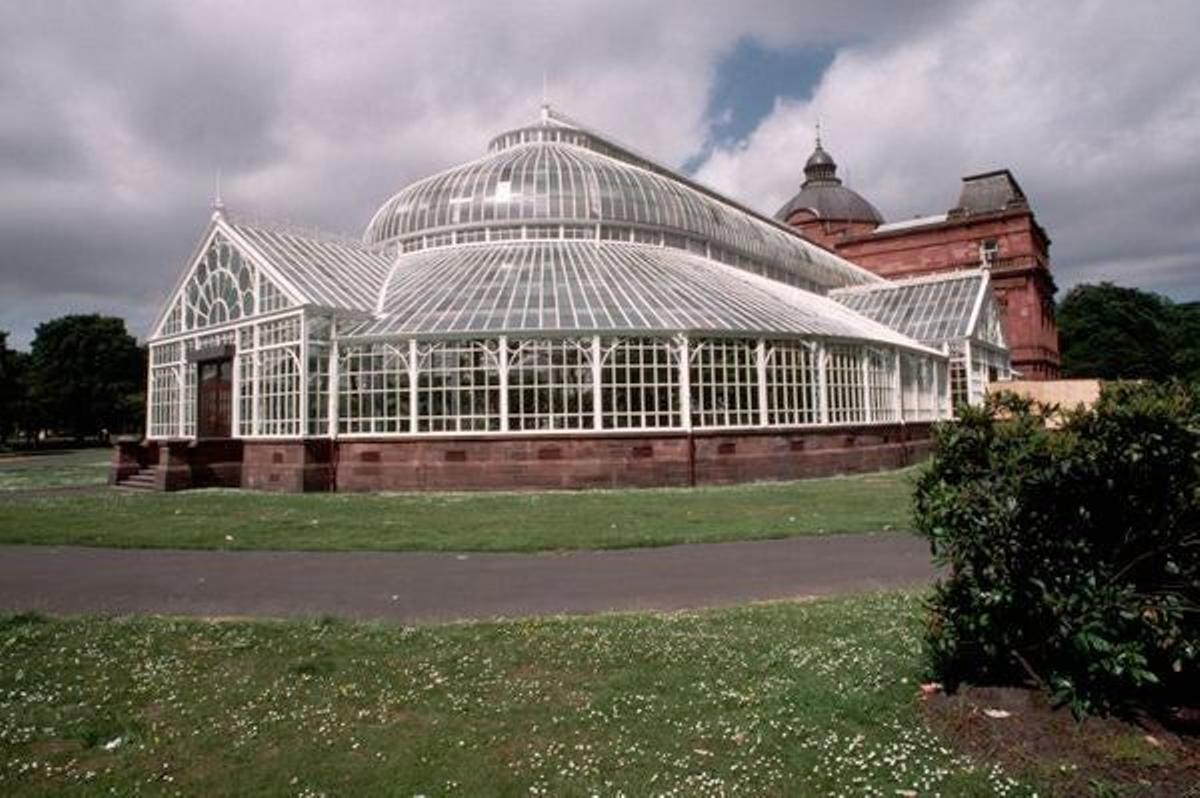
xmin=683 ymin=38 xmax=836 ymax=173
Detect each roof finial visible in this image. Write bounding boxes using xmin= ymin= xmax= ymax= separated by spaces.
xmin=815 ymin=118 xmax=822 ymax=148
xmin=540 ymin=71 xmax=551 ymax=124
xmin=211 ymin=169 xmax=225 ymax=218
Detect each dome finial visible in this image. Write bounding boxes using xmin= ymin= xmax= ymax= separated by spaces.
xmin=815 ymin=119 xmax=822 ymax=148
xmin=211 ymin=169 xmax=226 ymax=218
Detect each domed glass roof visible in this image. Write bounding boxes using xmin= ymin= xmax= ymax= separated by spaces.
xmin=364 ymin=108 xmax=882 ymax=294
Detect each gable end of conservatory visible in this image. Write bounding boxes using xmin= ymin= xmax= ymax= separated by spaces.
xmin=147 ymin=212 xmax=313 ymax=341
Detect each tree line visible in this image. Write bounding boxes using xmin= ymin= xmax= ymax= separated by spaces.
xmin=1057 ymin=282 xmax=1200 ymax=382
xmin=0 ymin=315 xmax=145 ymax=447
xmin=1 ymin=283 xmax=1194 ymax=448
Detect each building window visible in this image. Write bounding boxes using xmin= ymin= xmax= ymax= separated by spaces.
xmin=507 ymin=339 xmax=593 ymax=431
xmin=601 ymin=338 xmax=679 ymax=430
xmin=765 ymin=340 xmax=819 ymax=425
xmin=825 ymin=345 xmax=867 ymax=424
xmin=689 ymin=339 xmax=759 ymax=428
xmin=979 ymin=238 xmax=998 ymax=266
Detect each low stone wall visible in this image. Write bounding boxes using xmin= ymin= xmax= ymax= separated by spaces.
xmin=993 ymin=379 xmax=1103 ymax=409
xmin=331 ymin=423 xmax=932 ymax=492
xmin=116 ymin=422 xmax=933 ymax=492
xmin=242 ymin=440 xmax=334 ymax=492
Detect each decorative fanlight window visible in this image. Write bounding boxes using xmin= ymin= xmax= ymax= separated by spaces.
xmin=183 ymin=234 xmax=256 ymax=330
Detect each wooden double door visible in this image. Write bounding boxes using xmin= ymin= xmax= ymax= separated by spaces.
xmin=197 ymin=358 xmax=233 ymax=438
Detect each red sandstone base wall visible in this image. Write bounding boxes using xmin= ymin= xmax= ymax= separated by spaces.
xmin=116 ymin=423 xmax=933 ymax=493
xmin=242 ymin=440 xmax=334 ymax=492
xmin=331 ymin=423 xmax=932 ymax=492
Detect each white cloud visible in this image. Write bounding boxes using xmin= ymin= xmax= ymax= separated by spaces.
xmin=694 ymin=1 xmax=1200 ymax=297
xmin=1 ymin=0 xmax=1196 ymax=348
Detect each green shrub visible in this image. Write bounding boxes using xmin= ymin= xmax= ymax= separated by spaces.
xmin=915 ymin=382 xmax=1199 ymax=716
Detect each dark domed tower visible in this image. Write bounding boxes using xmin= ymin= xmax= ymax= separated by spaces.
xmin=774 ymin=137 xmax=883 ymax=249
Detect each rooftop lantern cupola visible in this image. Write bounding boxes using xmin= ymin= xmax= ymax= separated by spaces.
xmin=802 ymin=133 xmax=840 ymax=187
xmin=774 ymin=129 xmax=884 ymax=227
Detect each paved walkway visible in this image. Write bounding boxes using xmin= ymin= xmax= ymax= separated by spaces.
xmin=0 ymin=534 xmax=935 ymax=623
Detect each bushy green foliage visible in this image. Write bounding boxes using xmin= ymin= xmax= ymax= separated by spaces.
xmin=916 ymin=382 xmax=1200 ymax=716
xmin=1058 ymin=282 xmax=1200 ymax=381
xmin=28 ymin=314 xmax=146 ymax=439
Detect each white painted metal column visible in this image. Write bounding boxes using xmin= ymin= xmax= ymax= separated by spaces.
xmin=498 ymin=336 xmax=510 ymax=432
xmin=678 ymin=336 xmax=691 ymax=430
xmin=892 ymin=352 xmax=903 ymax=423
xmin=326 ymin=339 xmax=339 ymax=438
xmin=816 ymin=343 xmax=829 ymax=424
xmin=177 ymin=362 xmax=187 ymax=439
xmin=145 ymin=363 xmax=154 ymax=439
xmin=935 ymin=357 xmax=947 ymax=419
xmin=963 ymin=340 xmax=975 ymax=408
xmin=861 ymin=350 xmax=873 ymax=424
xmin=299 ymin=315 xmax=309 ymax=436
xmin=252 ymin=326 xmax=261 ymax=436
xmin=756 ymin=339 xmax=769 ymax=427
xmin=590 ymin=335 xmax=602 ymax=430
xmin=230 ymin=337 xmax=241 ymax=436
xmin=408 ymin=339 xmax=419 ymax=433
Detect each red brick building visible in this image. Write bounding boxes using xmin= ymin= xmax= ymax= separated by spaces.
xmin=775 ymin=140 xmax=1060 ymax=378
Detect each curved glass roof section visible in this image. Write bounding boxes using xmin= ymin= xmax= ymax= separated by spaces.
xmin=343 ymin=240 xmax=933 ymax=353
xmin=364 ymin=109 xmax=882 ymax=293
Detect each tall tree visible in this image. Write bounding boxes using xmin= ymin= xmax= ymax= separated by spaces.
xmin=0 ymin=331 xmax=16 ymax=444
xmin=5 ymin=348 xmax=35 ymax=445
xmin=28 ymin=315 xmax=146 ymax=440
xmin=1058 ymin=283 xmax=1174 ymax=380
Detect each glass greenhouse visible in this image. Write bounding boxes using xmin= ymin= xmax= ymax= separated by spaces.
xmin=144 ymin=108 xmax=999 ymax=450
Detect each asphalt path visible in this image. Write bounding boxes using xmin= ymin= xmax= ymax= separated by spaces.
xmin=0 ymin=534 xmax=936 ymax=624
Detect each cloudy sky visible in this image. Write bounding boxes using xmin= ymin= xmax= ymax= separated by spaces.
xmin=2 ymin=0 xmax=1197 ymax=348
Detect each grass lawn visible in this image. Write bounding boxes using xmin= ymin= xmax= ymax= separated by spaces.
xmin=0 ymin=592 xmax=1038 ymax=797
xmin=0 ymin=449 xmax=111 ymax=492
xmin=0 ymin=464 xmax=917 ymax=552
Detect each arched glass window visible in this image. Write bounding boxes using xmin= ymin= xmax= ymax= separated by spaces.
xmin=183 ymin=235 xmax=256 ymax=330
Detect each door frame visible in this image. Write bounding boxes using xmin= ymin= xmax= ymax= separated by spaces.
xmin=190 ymin=344 xmax=236 ymax=439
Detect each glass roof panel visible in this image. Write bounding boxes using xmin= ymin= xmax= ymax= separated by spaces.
xmin=343 ymin=240 xmax=933 ymax=353
xmin=829 ymin=271 xmax=987 ymax=345
xmin=226 ymin=217 xmax=392 ymax=312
